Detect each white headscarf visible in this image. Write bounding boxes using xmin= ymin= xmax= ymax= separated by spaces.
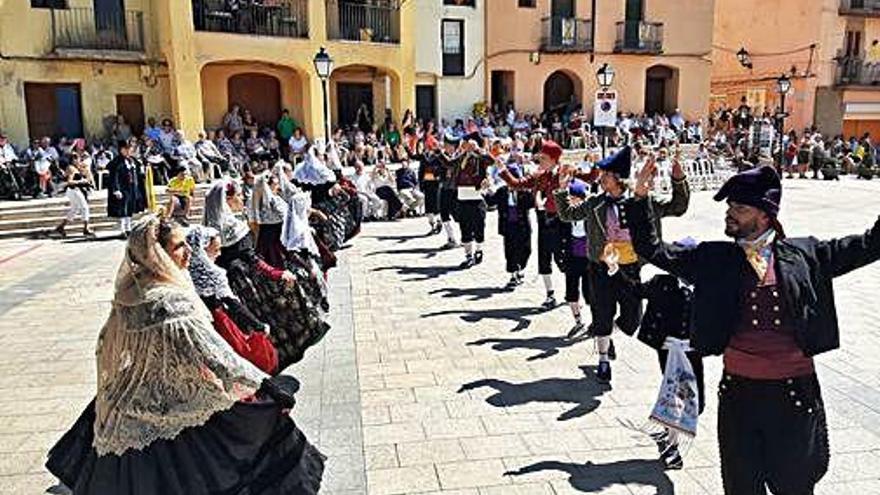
xmin=293 ymin=146 xmax=336 ymax=185
xmin=281 ymin=190 xmax=320 ymax=256
xmin=204 ymin=179 xmax=250 ymax=247
xmin=186 ymin=225 xmax=234 ymax=299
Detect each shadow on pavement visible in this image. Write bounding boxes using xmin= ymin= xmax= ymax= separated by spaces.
xmin=467 ymin=334 xmax=589 ymax=361
xmin=505 ymin=459 xmax=674 ymax=494
xmin=372 ymin=264 xmax=461 ymax=281
xmin=367 ymin=233 xmax=431 ymax=244
xmin=365 ymin=246 xmax=440 ymax=259
xmin=429 ymin=286 xmax=513 ymax=301
xmin=422 ymin=305 xmax=555 ymax=332
xmin=458 ymin=366 xmax=610 ymax=421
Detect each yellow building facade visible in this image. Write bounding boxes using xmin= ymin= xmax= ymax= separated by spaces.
xmin=0 ymin=0 xmax=416 ymax=146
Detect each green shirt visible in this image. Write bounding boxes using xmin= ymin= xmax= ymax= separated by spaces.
xmin=277 ymin=116 xmax=298 ymax=140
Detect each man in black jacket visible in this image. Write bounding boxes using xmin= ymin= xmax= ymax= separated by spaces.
xmin=625 ymin=164 xmax=880 ymax=494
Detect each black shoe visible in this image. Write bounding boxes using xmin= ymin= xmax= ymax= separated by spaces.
xmin=650 ymin=431 xmax=670 ymax=455
xmin=596 ymin=361 xmax=612 ymax=383
xmin=474 ymin=250 xmax=484 ymax=264
xmin=506 ymin=275 xmax=518 ymax=289
xmin=460 ymin=256 xmax=475 ymax=269
xmin=515 ymin=272 xmax=525 ymax=285
xmin=542 ymin=292 xmax=556 ymax=309
xmin=430 ymin=223 xmax=442 ymax=235
xmin=607 ymin=339 xmax=617 ymax=361
xmin=440 ymin=240 xmax=459 ymax=250
xmin=661 ymin=446 xmax=683 ymax=470
xmin=566 ymin=322 xmax=585 ymax=339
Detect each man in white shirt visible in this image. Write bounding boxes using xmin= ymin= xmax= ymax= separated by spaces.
xmin=353 ymin=160 xmax=385 ymax=220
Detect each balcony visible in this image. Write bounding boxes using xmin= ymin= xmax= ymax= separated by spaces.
xmin=540 ymin=16 xmax=592 ymax=53
xmin=193 ymin=0 xmax=309 ymax=38
xmin=840 ymin=0 xmax=880 ymax=17
xmin=327 ymin=0 xmax=400 ymax=44
xmin=51 ymin=8 xmax=144 ymax=52
xmin=835 ymin=56 xmax=880 ymax=86
xmin=614 ymin=20 xmax=663 ymax=54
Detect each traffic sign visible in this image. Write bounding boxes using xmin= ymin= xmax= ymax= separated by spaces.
xmin=594 ymin=90 xmax=618 ymax=128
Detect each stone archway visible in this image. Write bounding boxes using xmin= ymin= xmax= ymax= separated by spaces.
xmin=329 ymin=64 xmax=401 ymax=132
xmin=200 ymin=61 xmax=305 ymax=133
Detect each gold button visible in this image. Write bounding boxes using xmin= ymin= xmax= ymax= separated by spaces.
xmin=789 ymin=391 xmax=796 ymax=397
xmin=808 ymin=408 xmax=814 ymax=414
xmin=795 ymin=400 xmax=802 ymax=407
xmin=774 ymin=319 xmax=781 ymax=325
xmin=752 ymin=305 xmax=758 ymax=311
xmin=787 ymin=379 xmax=794 ymax=385
xmin=773 ymin=291 xmax=779 ymax=298
xmin=752 ymin=319 xmax=759 ymax=326
xmin=751 ymin=292 xmax=757 ymax=298
xmin=773 ymin=306 xmax=780 ymax=312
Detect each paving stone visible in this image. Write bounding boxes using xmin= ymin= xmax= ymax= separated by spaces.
xmin=366 ymin=464 xmax=439 ymax=495
xmin=396 ymin=439 xmax=467 ymax=466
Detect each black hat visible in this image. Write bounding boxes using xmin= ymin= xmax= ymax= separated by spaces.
xmin=596 ymin=146 xmax=632 ymax=179
xmin=443 ymin=132 xmax=460 ymax=145
xmin=464 ymin=131 xmax=484 ymax=147
xmin=713 ymin=165 xmax=782 ymax=217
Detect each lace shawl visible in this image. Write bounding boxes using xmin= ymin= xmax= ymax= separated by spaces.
xmin=94 ymin=216 xmax=265 ymax=457
xmin=281 ymin=190 xmax=320 ymax=256
xmin=293 ymin=148 xmax=336 ymax=185
xmin=204 ymin=180 xmax=250 ymax=248
xmin=186 ymin=225 xmax=235 ymax=299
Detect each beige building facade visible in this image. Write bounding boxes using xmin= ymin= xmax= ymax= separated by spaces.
xmin=484 ymin=0 xmax=715 ymax=121
xmin=711 ymin=0 xmax=880 ymax=138
xmin=0 ymin=0 xmax=417 ymax=146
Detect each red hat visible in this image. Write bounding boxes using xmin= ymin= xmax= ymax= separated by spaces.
xmin=540 ymin=141 xmax=563 ymax=163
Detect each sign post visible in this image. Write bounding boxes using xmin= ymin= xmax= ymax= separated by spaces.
xmin=594 ymin=89 xmax=618 ymax=158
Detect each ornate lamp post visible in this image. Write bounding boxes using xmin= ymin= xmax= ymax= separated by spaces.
xmin=595 ymin=63 xmax=616 ymax=157
xmin=313 ymin=47 xmax=334 ymax=140
xmin=775 ymin=74 xmax=792 ymax=174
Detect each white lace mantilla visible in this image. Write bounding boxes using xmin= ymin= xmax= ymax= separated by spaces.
xmin=94 ymin=284 xmax=266 ymax=457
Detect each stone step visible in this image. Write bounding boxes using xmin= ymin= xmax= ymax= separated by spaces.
xmin=0 ymin=196 xmax=205 ymax=220
xmin=0 ymin=206 xmax=206 ymax=232
xmin=0 ymin=212 xmax=204 ymax=240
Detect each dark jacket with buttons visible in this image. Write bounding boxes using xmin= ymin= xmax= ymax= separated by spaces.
xmin=553 ymin=177 xmax=690 ymax=264
xmin=633 ymin=274 xmax=694 ymax=351
xmin=625 ymin=198 xmax=880 ymax=357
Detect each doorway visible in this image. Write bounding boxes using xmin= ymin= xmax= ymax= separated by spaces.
xmin=644 ymin=65 xmax=678 ymax=116
xmin=116 ymin=94 xmax=145 ymax=137
xmin=228 ymin=73 xmax=282 ymax=128
xmin=337 ymin=82 xmax=374 ymax=131
xmin=491 ymin=70 xmax=515 ymax=113
xmin=415 ymin=85 xmax=436 ymax=124
xmin=543 ymin=71 xmax=576 ymax=115
xmin=25 ymin=83 xmax=84 ymax=140
xmin=93 ymin=0 xmax=126 ymax=45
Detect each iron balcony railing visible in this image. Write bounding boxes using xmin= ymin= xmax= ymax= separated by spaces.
xmin=614 ymin=20 xmax=663 ymax=54
xmin=540 ymin=16 xmax=593 ymax=53
xmin=840 ymin=0 xmax=880 ymax=15
xmin=835 ymin=56 xmax=880 ymax=86
xmin=51 ymin=8 xmax=144 ymax=52
xmin=327 ymin=0 xmax=400 ymax=44
xmin=193 ymin=0 xmax=309 ymax=38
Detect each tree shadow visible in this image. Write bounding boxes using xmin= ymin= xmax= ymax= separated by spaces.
xmin=458 ymin=366 xmax=610 ymax=421
xmin=468 ymin=334 xmax=589 ymax=361
xmin=429 ymin=286 xmax=513 ymax=301
xmin=372 ymin=264 xmax=461 ymax=281
xmin=366 ymin=246 xmax=440 ymax=259
xmin=505 ymin=459 xmax=675 ymax=494
xmin=422 ymin=305 xmax=555 ymax=332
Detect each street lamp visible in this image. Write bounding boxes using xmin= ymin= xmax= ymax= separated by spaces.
xmin=313 ymin=47 xmax=334 ymax=141
xmin=595 ymin=63 xmax=615 ymax=157
xmin=736 ymin=47 xmax=753 ymax=69
xmin=596 ymin=63 xmax=615 ymax=89
xmin=775 ymin=74 xmax=791 ymax=174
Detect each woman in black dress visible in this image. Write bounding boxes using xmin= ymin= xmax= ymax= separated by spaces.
xmin=46 ymin=215 xmax=324 ymax=494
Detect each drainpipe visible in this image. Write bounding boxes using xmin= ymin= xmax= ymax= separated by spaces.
xmin=590 ymin=0 xmax=596 ymax=63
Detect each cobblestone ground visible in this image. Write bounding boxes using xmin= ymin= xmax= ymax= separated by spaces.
xmin=1 ymin=178 xmax=880 ymax=495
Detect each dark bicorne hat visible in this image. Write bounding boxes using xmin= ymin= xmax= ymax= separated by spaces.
xmin=713 ymin=165 xmax=782 ymax=217
xmin=568 ymin=178 xmax=588 ymax=198
xmin=464 ymin=131 xmax=484 ymax=147
xmin=595 ymin=146 xmax=632 ymax=179
xmin=507 ymin=163 xmax=523 ymax=179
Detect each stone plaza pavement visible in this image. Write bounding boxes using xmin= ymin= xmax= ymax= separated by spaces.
xmin=0 ymin=178 xmax=879 ymax=494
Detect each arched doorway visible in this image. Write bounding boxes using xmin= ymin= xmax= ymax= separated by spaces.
xmin=330 ymin=64 xmax=401 ymax=132
xmin=543 ymin=70 xmax=580 ymax=115
xmin=228 ymin=73 xmax=281 ymax=128
xmin=200 ymin=62 xmax=305 ymax=134
xmin=644 ymin=65 xmax=679 ymax=116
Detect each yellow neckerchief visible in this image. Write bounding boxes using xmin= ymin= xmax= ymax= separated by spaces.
xmin=737 ymin=228 xmax=776 ymax=282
